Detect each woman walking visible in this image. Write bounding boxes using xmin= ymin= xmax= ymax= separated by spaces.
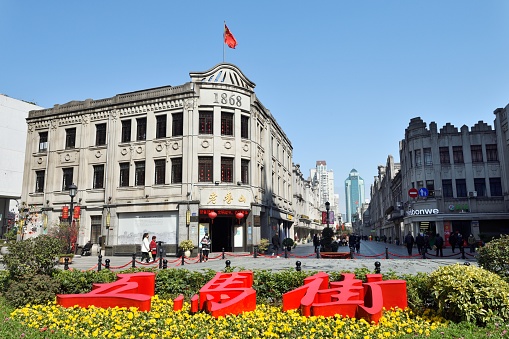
xmin=141 ymin=233 xmax=151 ymax=263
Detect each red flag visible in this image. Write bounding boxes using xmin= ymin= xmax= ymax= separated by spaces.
xmin=224 ymin=24 xmax=237 ymax=49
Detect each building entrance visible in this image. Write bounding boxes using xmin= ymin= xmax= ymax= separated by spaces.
xmin=210 ymin=217 xmax=233 ymax=252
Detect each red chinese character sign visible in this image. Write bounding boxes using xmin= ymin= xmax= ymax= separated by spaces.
xmin=174 ymin=271 xmax=256 ymax=317
xmin=282 ymin=272 xmax=407 ymax=324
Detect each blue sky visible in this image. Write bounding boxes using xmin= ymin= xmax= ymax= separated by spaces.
xmin=1 ymin=1 xmax=509 ymax=213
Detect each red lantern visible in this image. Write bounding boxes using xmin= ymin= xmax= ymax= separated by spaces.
xmin=62 ymin=206 xmax=69 ymax=219
xmin=208 ymin=211 xmax=217 ymax=224
xmin=73 ymin=206 xmax=81 ymax=219
xmin=236 ymin=212 xmax=244 ymax=224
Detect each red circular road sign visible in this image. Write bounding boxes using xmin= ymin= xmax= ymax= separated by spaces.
xmin=408 ymin=188 xmax=418 ymax=198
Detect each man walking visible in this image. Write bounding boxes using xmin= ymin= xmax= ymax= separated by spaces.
xmin=435 ymin=233 xmax=444 ymax=257
xmin=415 ymin=233 xmax=424 ymax=254
xmin=404 ymin=231 xmax=415 ymax=256
xmin=271 ymin=232 xmax=280 ymax=255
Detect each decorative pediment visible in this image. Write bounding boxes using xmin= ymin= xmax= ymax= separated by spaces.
xmin=190 ymin=63 xmax=255 ymax=91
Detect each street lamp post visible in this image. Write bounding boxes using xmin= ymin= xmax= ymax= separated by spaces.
xmin=325 ymin=201 xmax=330 ymax=228
xmin=68 ymin=183 xmax=77 ymax=224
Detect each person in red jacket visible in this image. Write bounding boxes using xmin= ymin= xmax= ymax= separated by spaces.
xmin=149 ymin=236 xmax=158 ymax=262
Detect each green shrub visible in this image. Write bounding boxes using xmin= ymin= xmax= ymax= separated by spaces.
xmin=426 ymin=264 xmax=509 ymax=325
xmin=155 ymin=268 xmax=216 ymax=299
xmin=257 ymin=238 xmax=269 ymax=253
xmin=282 ymin=238 xmax=294 ymax=248
xmin=401 ymin=272 xmax=431 ymax=312
xmin=53 ymin=269 xmax=117 ymax=294
xmin=4 ymin=273 xmax=61 ymax=308
xmin=253 ymin=269 xmax=312 ymax=305
xmin=477 ymin=234 xmax=509 ymax=284
xmin=3 ymin=235 xmax=64 ymax=278
xmin=0 ymin=270 xmax=10 ymax=293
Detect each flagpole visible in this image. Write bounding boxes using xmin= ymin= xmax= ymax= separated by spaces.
xmin=223 ymin=21 xmax=225 ymax=62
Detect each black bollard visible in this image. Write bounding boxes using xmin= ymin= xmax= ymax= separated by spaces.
xmin=97 ymin=255 xmax=103 ymax=272
xmin=222 ymin=248 xmax=225 ymax=259
xmin=163 ymin=259 xmax=168 ymax=269
xmin=295 ymin=261 xmax=302 ymax=271
xmin=105 ymin=259 xmax=110 ymax=270
xmin=284 ymin=247 xmax=288 ymax=258
xmin=374 ymin=261 xmax=381 ymax=274
xmin=350 ymin=247 xmax=355 ymax=259
xmin=422 ymin=248 xmax=426 ymax=259
xmin=316 ymin=247 xmax=320 ymax=259
xmin=181 ymin=252 xmax=185 ymax=266
xmin=64 ymin=257 xmax=69 ymax=270
xmin=254 ymin=246 xmax=258 ymax=258
xmin=225 ymin=260 xmax=231 ymax=268
xmin=385 ymin=247 xmax=389 ymax=259
xmin=158 ymin=245 xmax=164 ymax=269
xmin=199 ymin=248 xmax=203 ymax=263
xmin=460 ymin=246 xmax=466 ymax=259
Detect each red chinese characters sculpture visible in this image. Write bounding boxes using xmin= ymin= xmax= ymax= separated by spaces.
xmin=282 ymin=272 xmax=407 ymax=323
xmin=57 ymin=272 xmax=155 ymax=311
xmin=173 ymin=271 xmax=256 ymax=317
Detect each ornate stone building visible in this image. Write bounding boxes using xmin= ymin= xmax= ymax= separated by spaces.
xmin=20 ymin=63 xmax=295 ymax=255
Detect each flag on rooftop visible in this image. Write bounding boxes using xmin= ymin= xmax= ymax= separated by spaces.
xmin=224 ymin=23 xmax=237 ymax=49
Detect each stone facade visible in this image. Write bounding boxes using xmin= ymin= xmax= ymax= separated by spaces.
xmin=20 ymin=64 xmax=296 ymax=254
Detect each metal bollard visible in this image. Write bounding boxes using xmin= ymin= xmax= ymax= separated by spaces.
xmin=64 ymin=257 xmax=69 ymax=270
xmin=374 ymin=261 xmax=381 ymax=274
xmin=200 ymin=248 xmax=203 ymax=263
xmin=132 ymin=253 xmax=136 ymax=268
xmin=422 ymin=249 xmax=426 ymax=259
xmin=284 ymin=247 xmax=288 ymax=258
xmin=163 ymin=259 xmax=168 ymax=269
xmin=295 ymin=261 xmax=302 ymax=271
xmin=225 ymin=260 xmax=231 ymax=268
xmin=316 ymin=247 xmax=320 ymax=259
xmin=97 ymin=255 xmax=103 ymax=272
xmin=253 ymin=246 xmax=258 ymax=258
xmin=105 ymin=259 xmax=110 ymax=270
xmin=385 ymin=247 xmax=389 ymax=259
xmin=181 ymin=252 xmax=185 ymax=265
xmin=350 ymin=247 xmax=355 ymax=259
xmin=158 ymin=246 xmax=164 ymax=269
xmin=461 ymin=246 xmax=466 ymax=259
xmin=222 ymin=248 xmax=225 ymax=259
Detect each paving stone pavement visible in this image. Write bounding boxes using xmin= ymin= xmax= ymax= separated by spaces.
xmin=59 ymin=241 xmax=478 ymax=276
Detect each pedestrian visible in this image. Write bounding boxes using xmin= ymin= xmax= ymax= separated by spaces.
xmin=423 ymin=232 xmax=430 ymax=254
xmin=435 ymin=233 xmax=444 ymax=257
xmin=404 ymin=231 xmax=415 ymax=256
xmin=313 ymin=234 xmax=320 ymax=253
xmin=149 ymin=235 xmax=157 ymax=262
xmin=455 ymin=231 xmax=463 ymax=252
xmin=355 ymin=234 xmax=361 ymax=254
xmin=415 ymin=233 xmax=424 ymax=254
xmin=348 ymin=234 xmax=356 ymax=253
xmin=141 ymin=232 xmax=151 ymax=263
xmin=449 ymin=232 xmax=457 ymax=252
xmin=200 ymin=233 xmax=211 ymax=261
xmin=271 ymin=232 xmax=280 ymax=255
xmin=467 ymin=233 xmax=476 ymax=253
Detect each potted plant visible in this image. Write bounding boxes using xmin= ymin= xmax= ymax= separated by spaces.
xmin=256 ymin=238 xmax=269 ymax=254
xmin=282 ymin=238 xmax=294 ymax=251
xmin=179 ymin=240 xmax=194 ymax=257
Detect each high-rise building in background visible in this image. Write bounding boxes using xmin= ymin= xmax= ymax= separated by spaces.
xmin=310 ymin=161 xmax=338 ymax=226
xmin=345 ymin=169 xmax=365 ymax=223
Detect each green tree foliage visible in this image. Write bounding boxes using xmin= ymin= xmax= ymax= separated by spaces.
xmin=477 ymin=234 xmax=509 ymax=284
xmin=4 ymin=273 xmax=61 ymax=308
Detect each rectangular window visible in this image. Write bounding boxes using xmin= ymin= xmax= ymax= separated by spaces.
xmin=474 ymin=178 xmax=486 ymax=197
xmin=456 ymin=179 xmax=467 ymax=197
xmin=119 ymin=162 xmax=130 ymax=187
xmin=90 ymin=215 xmax=101 ymax=244
xmin=171 ymin=157 xmax=182 ymax=184
xmin=241 ymin=115 xmax=249 ymax=139
xmin=417 ymin=180 xmax=423 ymax=189
xmin=408 ymin=151 xmax=413 ymax=168
xmin=93 ymin=165 xmax=104 ymax=189
xmin=198 ymin=157 xmax=213 ymax=182
xmin=135 ymin=161 xmax=145 ymax=186
xmin=453 ymin=146 xmax=464 ymax=164
xmin=486 ymin=144 xmax=499 ymax=162
xmin=439 ymin=147 xmax=450 ymax=164
xmin=490 ymin=177 xmax=503 ymax=196
xmin=221 ymin=157 xmax=234 ymax=182
xmin=241 ymin=159 xmax=249 ymax=184
xmin=39 ymin=131 xmax=48 ymax=152
xmin=62 ymin=168 xmax=74 ymax=191
xmin=65 ymin=128 xmax=76 ymax=149
xmin=121 ymin=120 xmax=131 ymax=143
xmin=415 ymin=149 xmax=422 ymax=167
xmin=136 ymin=118 xmax=147 ymax=141
xmin=156 ymin=115 xmax=167 ymax=139
xmin=154 ymin=159 xmax=165 ymax=185
xmin=35 ymin=170 xmax=45 ymax=193
xmin=221 ymin=112 xmax=234 ymax=136
xmin=471 ymin=145 xmax=483 ymax=163
xmin=442 ymin=179 xmax=453 ymax=198
xmin=199 ymin=111 xmax=213 ymax=134
xmin=95 ymin=123 xmax=107 ymax=146
xmin=423 ymin=148 xmax=432 ymax=166
xmin=172 ymin=113 xmax=183 ymax=137
xmin=426 ymin=180 xmax=435 ymax=197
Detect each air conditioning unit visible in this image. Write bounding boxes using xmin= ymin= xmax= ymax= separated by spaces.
xmin=468 ymin=191 xmax=477 ymax=197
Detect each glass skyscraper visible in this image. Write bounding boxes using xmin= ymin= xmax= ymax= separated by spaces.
xmin=345 ymin=169 xmax=365 ymax=223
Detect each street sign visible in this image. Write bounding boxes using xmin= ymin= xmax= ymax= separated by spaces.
xmin=418 ymin=187 xmax=429 ymax=197
xmin=408 ymin=188 xmax=418 ymax=198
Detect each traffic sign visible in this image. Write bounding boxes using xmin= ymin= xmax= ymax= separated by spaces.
xmin=418 ymin=187 xmax=429 ymax=197
xmin=408 ymin=188 xmax=418 ymax=198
